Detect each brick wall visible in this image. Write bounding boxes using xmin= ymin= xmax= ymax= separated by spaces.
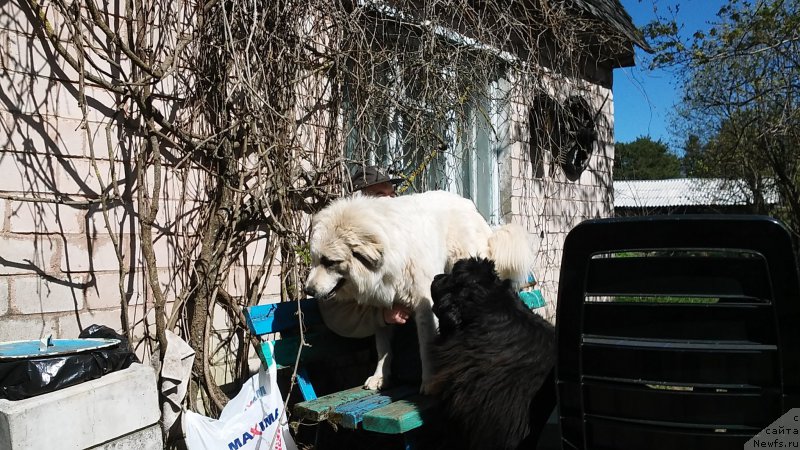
xmin=503 ymin=78 xmax=615 ymax=323
xmin=0 ymin=0 xmax=288 ymax=362
xmin=1 ymin=0 xmax=617 ymax=351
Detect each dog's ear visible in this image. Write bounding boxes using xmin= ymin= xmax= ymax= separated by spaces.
xmin=345 ymin=232 xmax=384 ymax=269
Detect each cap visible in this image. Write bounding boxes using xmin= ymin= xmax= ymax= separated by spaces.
xmin=350 ymin=166 xmax=404 ymax=192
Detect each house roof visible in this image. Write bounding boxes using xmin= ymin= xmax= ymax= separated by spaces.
xmin=614 ymin=178 xmax=779 ymax=209
xmin=573 ymin=0 xmax=652 ymax=52
xmin=572 ymin=0 xmax=653 ymax=52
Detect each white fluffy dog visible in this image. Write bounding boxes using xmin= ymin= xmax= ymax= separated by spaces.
xmin=304 ymin=190 xmax=534 ymax=394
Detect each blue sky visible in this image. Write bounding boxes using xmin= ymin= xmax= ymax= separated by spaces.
xmin=614 ymin=0 xmax=729 ymax=153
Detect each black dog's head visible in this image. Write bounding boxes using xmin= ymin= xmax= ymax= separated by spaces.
xmin=431 ymin=257 xmax=514 ymax=337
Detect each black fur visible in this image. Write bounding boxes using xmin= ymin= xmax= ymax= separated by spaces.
xmin=430 ymin=257 xmax=556 ymax=450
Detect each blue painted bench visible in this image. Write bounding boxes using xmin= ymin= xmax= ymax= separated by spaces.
xmin=243 ymin=299 xmax=437 ymax=447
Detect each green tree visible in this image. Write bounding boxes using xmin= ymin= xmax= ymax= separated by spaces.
xmin=646 ymin=0 xmax=800 ymax=239
xmin=614 ymin=136 xmax=682 ymax=180
xmin=681 ymin=134 xmax=705 ymax=177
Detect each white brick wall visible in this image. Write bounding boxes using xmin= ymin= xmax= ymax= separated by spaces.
xmin=57 ymin=308 xmax=125 ymax=340
xmin=84 ymin=271 xmax=146 ymax=310
xmin=8 ymin=200 xmax=84 ymax=234
xmin=508 ymin=80 xmax=616 ymax=323
xmin=60 ymin=236 xmax=122 ymax=273
xmin=0 ymin=152 xmax=59 ymax=193
xmin=0 ymin=277 xmax=8 ymax=315
xmin=226 ymin=263 xmax=282 ymax=300
xmin=0 ymin=314 xmax=59 ymax=341
xmin=0 ymin=235 xmax=59 ymax=275
xmin=86 ymin=204 xmax=139 ymax=236
xmin=13 ymin=275 xmax=86 ymax=314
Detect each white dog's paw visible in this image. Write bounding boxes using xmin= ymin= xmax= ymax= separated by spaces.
xmin=364 ymin=375 xmax=387 ymax=390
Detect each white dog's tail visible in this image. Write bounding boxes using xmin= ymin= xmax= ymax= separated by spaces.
xmin=487 ymin=223 xmax=536 ymax=286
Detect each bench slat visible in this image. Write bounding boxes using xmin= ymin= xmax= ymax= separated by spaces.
xmin=330 ymin=386 xmax=417 ymax=429
xmin=294 ymin=386 xmax=377 ymax=422
xmin=274 ymin=330 xmax=373 ymax=367
xmin=245 ymin=299 xmax=322 ymax=335
xmin=362 ymin=395 xmax=437 ymax=434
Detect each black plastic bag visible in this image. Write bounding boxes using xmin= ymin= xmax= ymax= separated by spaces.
xmin=0 ymin=324 xmax=138 ymax=400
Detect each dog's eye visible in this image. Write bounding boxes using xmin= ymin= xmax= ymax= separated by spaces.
xmin=320 ymin=256 xmax=341 ymax=267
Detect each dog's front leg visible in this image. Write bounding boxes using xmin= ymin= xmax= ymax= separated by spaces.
xmin=415 ymin=298 xmax=439 ymax=395
xmin=364 ymin=325 xmax=394 ymax=390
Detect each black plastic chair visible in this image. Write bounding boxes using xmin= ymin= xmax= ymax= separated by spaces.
xmin=555 ymin=215 xmax=800 ymax=449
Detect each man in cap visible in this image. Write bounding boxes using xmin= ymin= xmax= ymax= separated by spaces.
xmin=317 ymin=166 xmax=413 ymax=339
xmin=349 ymin=165 xmax=403 ymax=198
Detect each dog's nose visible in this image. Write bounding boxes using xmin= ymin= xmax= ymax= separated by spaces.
xmin=304 ymin=285 xmax=316 ymax=298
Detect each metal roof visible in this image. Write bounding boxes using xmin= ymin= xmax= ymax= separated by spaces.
xmin=614 ymin=178 xmax=778 ymax=208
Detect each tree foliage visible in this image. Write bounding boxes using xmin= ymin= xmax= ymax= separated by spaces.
xmin=614 ymin=136 xmax=681 ymax=180
xmin=645 ymin=0 xmax=800 ymax=239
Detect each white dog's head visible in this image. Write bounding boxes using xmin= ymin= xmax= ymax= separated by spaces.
xmin=305 ymin=199 xmax=387 ymax=302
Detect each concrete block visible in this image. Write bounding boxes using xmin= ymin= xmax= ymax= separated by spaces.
xmin=0 ymin=1 xmax=63 ymax=38
xmin=244 ymin=233 xmax=270 ymax=266
xmin=52 ymin=117 xmax=89 ymax=157
xmin=57 ymin=157 xmax=123 ymax=197
xmin=74 ymin=119 xmax=130 ymax=161
xmin=157 ymin=268 xmax=184 ymax=301
xmin=0 ymin=150 xmax=59 ymax=193
xmin=88 ymin=423 xmax=162 ymax=450
xmin=128 ymin=304 xmax=158 ymax=343
xmin=8 ymin=200 xmax=84 ymax=234
xmin=87 ymin=204 xmax=139 ymax=237
xmin=1 ymin=27 xmax=79 ymax=81
xmin=121 ymin=233 xmax=181 ymax=271
xmin=0 ymin=315 xmax=58 ymax=341
xmin=61 ymin=236 xmax=123 ymax=273
xmin=85 ymin=271 xmax=146 ymax=310
xmin=0 ymin=197 xmax=6 ymax=231
xmin=0 ymin=71 xmax=62 ymax=116
xmin=84 ymin=272 xmax=124 ymax=310
xmin=57 ymin=309 xmax=125 ymax=339
xmin=0 ymin=277 xmax=8 ymax=315
xmin=233 ymin=265 xmax=282 ymax=299
xmin=224 ymin=266 xmax=248 ymax=298
xmin=0 ymin=235 xmax=59 ymax=275
xmin=22 ymin=79 xmax=117 ymax=123
xmin=0 ymin=363 xmax=162 ymax=450
xmin=13 ymin=275 xmax=85 ymax=314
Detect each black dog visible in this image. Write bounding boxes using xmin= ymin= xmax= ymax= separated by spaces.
xmin=430 ymin=257 xmax=556 ymax=450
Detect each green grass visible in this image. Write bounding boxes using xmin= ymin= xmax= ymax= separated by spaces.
xmin=608 ymin=296 xmax=719 ymax=304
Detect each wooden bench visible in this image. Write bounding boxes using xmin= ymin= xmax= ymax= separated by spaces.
xmin=243 ymin=298 xmax=438 ymax=448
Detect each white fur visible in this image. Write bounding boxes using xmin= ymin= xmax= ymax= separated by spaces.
xmin=304 ymin=190 xmax=534 ymax=393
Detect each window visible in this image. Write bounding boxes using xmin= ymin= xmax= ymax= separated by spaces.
xmin=444 ymin=78 xmax=507 ymax=223
xmin=529 ymin=94 xmax=559 ymax=179
xmin=342 ymin=22 xmax=507 ymax=223
xmin=528 ymin=93 xmax=598 ymax=181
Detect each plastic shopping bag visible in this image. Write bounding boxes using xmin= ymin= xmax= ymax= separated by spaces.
xmin=183 ymin=343 xmax=297 ymax=450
